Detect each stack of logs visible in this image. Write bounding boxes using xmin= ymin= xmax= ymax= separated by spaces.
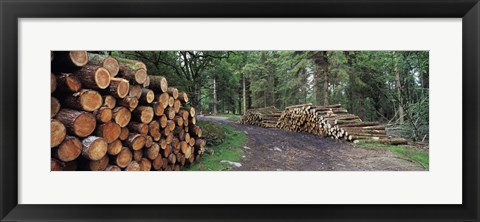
xmin=275 ymin=104 xmax=407 ymax=145
xmin=50 ymin=51 xmax=206 ymax=171
xmin=239 ymin=106 xmax=282 ymax=128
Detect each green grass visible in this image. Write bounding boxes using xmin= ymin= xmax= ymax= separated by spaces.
xmin=217 ymin=113 xmax=242 ymax=122
xmin=187 ymin=123 xmax=247 ymax=171
xmin=356 ymin=142 xmax=429 ymax=169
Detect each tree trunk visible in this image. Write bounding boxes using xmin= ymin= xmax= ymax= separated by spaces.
xmin=105 ymin=78 xmax=130 ymax=99
xmin=213 ymin=78 xmax=217 ymax=115
xmin=95 ymin=122 xmax=121 ymax=143
xmin=51 ymin=97 xmax=61 ymax=118
xmin=149 ymin=76 xmax=168 ymax=93
xmin=394 ymin=52 xmax=404 ymax=124
xmin=73 ymin=65 xmax=111 ymax=90
xmin=112 ymin=147 xmax=132 ymax=168
xmin=81 ymin=136 xmax=108 ymax=161
xmin=62 ymin=89 xmax=103 ymax=112
xmin=93 ymin=107 xmax=112 ymax=123
xmin=112 ymin=107 xmax=131 ymax=127
xmin=88 ymin=53 xmax=120 ymax=77
xmin=56 ymin=73 xmax=82 ymax=93
xmin=107 ymin=139 xmax=122 ymax=155
xmin=51 ymin=119 xmax=66 ymax=147
xmin=55 ymin=109 xmax=96 ymax=137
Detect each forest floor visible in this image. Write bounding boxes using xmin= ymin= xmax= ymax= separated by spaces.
xmin=198 ymin=115 xmax=426 ymax=171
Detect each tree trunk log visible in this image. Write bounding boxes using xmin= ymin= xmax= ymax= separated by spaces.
xmin=73 ymin=65 xmax=111 ymax=90
xmin=105 ymin=78 xmax=130 ymax=99
xmin=54 ymin=135 xmax=82 ymax=162
xmin=56 ymin=73 xmax=82 ymax=93
xmin=112 ymin=107 xmax=131 ymax=127
xmin=81 ymin=136 xmax=108 ymax=161
xmin=88 ymin=53 xmax=119 ymax=77
xmin=55 ymin=109 xmax=96 ymax=137
xmin=62 ymin=89 xmax=103 ymax=112
xmin=150 ymin=76 xmax=168 ymax=93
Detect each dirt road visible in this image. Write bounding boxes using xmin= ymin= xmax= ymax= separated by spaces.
xmin=198 ymin=116 xmax=425 ymax=171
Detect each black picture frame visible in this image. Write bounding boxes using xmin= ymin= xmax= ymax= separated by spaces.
xmin=1 ymin=0 xmax=479 ymax=221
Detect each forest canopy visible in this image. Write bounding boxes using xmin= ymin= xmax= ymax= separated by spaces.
xmin=100 ymin=51 xmax=429 ymax=141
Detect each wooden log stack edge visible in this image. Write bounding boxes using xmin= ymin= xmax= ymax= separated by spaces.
xmin=239 ymin=106 xmax=282 ymax=128
xmin=51 ymin=51 xmax=206 ymax=171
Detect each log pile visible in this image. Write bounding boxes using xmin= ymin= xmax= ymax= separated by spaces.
xmin=276 ymin=104 xmax=407 ymax=145
xmin=240 ymin=106 xmax=282 ymax=128
xmin=51 ymin=51 xmax=206 ymax=171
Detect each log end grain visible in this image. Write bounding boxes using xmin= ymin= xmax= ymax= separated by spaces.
xmin=69 ymin=51 xmax=89 ymax=67
xmin=51 ymin=119 xmax=66 ymax=147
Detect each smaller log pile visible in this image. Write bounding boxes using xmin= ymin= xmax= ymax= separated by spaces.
xmin=276 ymin=104 xmax=407 ymax=145
xmin=240 ymin=106 xmax=282 ymax=128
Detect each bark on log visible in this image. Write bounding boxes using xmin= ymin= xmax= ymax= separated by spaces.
xmin=88 ymin=53 xmax=120 ymax=77
xmin=140 ymin=88 xmax=155 ymax=104
xmin=167 ymin=87 xmax=179 ymax=99
xmin=53 ymin=51 xmax=89 ymax=70
xmin=73 ymin=65 xmax=111 ymax=90
xmin=55 ymin=109 xmax=96 ymax=137
xmin=128 ymin=122 xmax=148 ymax=135
xmin=132 ymin=106 xmax=154 ymax=124
xmin=119 ymin=96 xmax=139 ymax=110
xmin=93 ymin=107 xmax=112 ymax=123
xmin=178 ymin=92 xmax=188 ymax=103
xmin=152 ymin=102 xmax=165 ymax=116
xmin=144 ymin=143 xmax=160 ymax=160
xmin=126 ymin=133 xmax=146 ymax=150
xmin=56 ymin=73 xmax=82 ymax=93
xmin=164 ymin=107 xmax=176 ymax=120
xmin=106 ymin=78 xmax=130 ymax=99
xmin=150 ymin=76 xmax=168 ymax=93
xmin=129 ymin=84 xmax=143 ymax=99
xmin=119 ymin=65 xmax=147 ymax=85
xmin=81 ymin=136 xmax=108 ymax=161
xmin=62 ymin=89 xmax=103 ymax=112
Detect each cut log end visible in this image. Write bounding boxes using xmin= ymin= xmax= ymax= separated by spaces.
xmin=51 ymin=119 xmax=66 ymax=147
xmin=56 ymin=136 xmax=82 ymax=162
xmin=82 ymin=136 xmax=108 ymax=161
xmin=95 ymin=67 xmax=111 ymax=89
xmin=69 ymin=51 xmax=89 ymax=67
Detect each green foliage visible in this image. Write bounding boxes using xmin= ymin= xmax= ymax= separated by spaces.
xmin=187 ymin=123 xmax=246 ymax=171
xmin=356 ymin=142 xmax=429 ymax=169
xmin=196 ymin=121 xmax=226 ymax=145
xmin=105 ymin=50 xmax=429 ymax=142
